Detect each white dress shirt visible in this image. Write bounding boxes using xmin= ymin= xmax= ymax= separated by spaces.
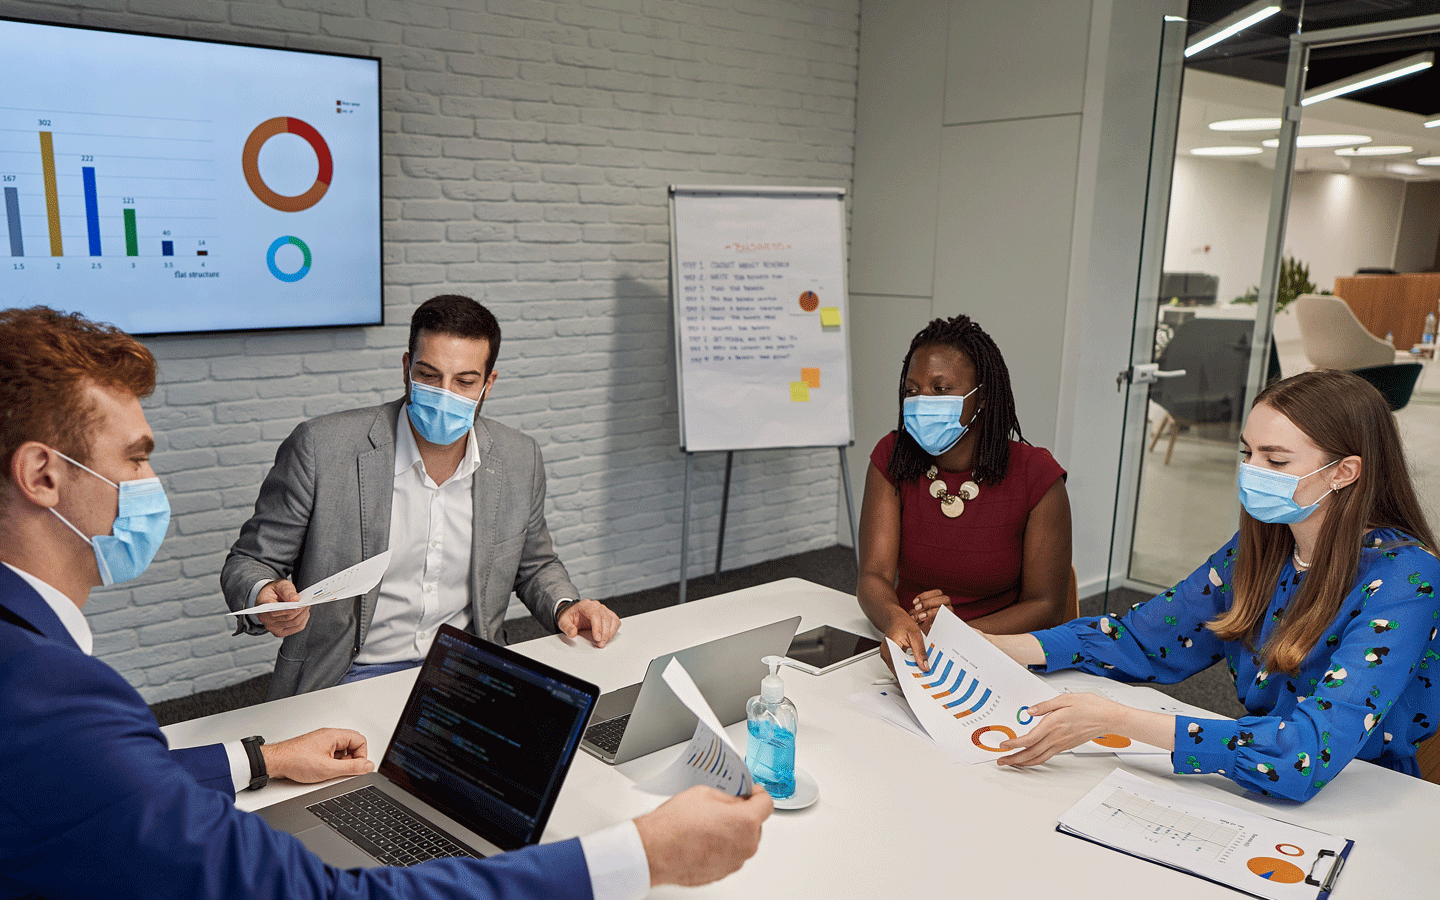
xmin=353 ymin=410 xmax=484 ymax=664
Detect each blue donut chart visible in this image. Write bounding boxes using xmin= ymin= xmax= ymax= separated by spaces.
xmin=1016 ymin=706 xmax=1034 ymax=725
xmin=267 ymin=235 xmax=312 ymax=282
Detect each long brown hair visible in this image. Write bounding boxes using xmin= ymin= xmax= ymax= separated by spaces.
xmin=1210 ymin=370 xmax=1435 ymax=675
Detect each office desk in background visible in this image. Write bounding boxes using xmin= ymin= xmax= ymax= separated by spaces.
xmin=1333 ymin=273 xmax=1440 ymax=353
xmin=163 ymin=579 xmax=1440 ymax=898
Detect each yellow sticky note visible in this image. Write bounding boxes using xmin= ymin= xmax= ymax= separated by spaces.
xmin=801 ymin=367 xmax=821 ymax=388
xmin=790 ymin=381 xmax=811 ymax=402
xmin=820 ymin=307 xmax=842 ymax=327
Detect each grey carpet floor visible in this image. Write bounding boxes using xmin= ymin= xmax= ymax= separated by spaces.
xmin=150 ymin=546 xmax=1247 ymax=725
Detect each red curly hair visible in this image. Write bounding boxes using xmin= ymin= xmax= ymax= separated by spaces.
xmin=0 ymin=307 xmax=156 ymax=475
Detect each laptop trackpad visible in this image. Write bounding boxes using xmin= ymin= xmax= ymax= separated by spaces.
xmin=293 ymin=823 xmax=381 ymax=869
xmin=592 ymin=681 xmax=643 ymax=721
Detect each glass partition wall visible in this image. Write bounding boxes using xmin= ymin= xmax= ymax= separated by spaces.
xmin=1108 ymin=7 xmax=1440 ymax=606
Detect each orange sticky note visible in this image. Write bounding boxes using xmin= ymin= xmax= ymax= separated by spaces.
xmin=819 ymin=307 xmax=841 ymax=327
xmin=801 ymin=367 xmax=821 ymax=388
xmin=790 ymin=381 xmax=811 ymax=401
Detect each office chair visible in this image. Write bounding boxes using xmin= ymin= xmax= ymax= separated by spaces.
xmin=1294 ymin=295 xmax=1423 ymax=411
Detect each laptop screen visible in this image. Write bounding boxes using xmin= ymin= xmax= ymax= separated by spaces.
xmin=379 ymin=625 xmax=598 ymax=850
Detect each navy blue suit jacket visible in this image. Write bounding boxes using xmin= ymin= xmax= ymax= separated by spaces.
xmin=0 ymin=565 xmax=593 ymax=900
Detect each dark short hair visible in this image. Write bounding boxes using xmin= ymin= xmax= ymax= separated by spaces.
xmin=0 ymin=306 xmax=157 ymax=476
xmin=408 ymin=295 xmax=502 ymax=376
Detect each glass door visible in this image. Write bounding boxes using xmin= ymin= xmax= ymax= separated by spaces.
xmin=1108 ymin=9 xmax=1440 ymax=607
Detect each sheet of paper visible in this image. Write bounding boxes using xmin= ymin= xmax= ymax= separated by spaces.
xmin=224 ymin=549 xmax=392 ymax=616
xmin=1058 ymin=768 xmax=1352 ymax=900
xmin=889 ymin=606 xmax=1152 ymax=763
xmin=847 ymin=687 xmax=928 ymax=740
xmin=635 ymin=658 xmax=754 ymax=797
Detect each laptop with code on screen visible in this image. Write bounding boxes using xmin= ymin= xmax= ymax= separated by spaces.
xmin=258 ymin=624 xmax=598 ymax=869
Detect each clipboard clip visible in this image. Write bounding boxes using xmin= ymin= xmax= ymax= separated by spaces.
xmin=1306 ymin=848 xmax=1345 ymax=891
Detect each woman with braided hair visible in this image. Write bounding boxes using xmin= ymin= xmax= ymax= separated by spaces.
xmin=858 ymin=315 xmax=1072 ymax=674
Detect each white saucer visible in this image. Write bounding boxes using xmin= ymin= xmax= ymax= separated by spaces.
xmin=770 ymin=767 xmax=819 ymax=810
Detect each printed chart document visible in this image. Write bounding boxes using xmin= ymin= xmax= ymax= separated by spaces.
xmin=224 ymin=550 xmax=392 ymax=616
xmin=1058 ymin=768 xmax=1352 ymax=900
xmin=636 ymin=659 xmax=754 ymax=798
xmin=886 ymin=606 xmax=1159 ymax=763
xmin=846 ymin=686 xmax=928 ymax=740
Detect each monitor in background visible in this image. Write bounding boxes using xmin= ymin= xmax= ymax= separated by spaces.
xmin=0 ymin=17 xmax=381 ymax=335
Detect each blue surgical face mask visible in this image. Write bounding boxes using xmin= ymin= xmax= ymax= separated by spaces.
xmin=49 ymin=450 xmax=171 ymax=586
xmin=902 ymin=386 xmax=981 ymax=457
xmin=1237 ymin=459 xmax=1339 ymax=525
xmin=407 ymin=381 xmax=482 ymax=446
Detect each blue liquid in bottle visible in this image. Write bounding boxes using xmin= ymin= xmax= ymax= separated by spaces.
xmin=746 ymin=717 xmax=796 ymax=799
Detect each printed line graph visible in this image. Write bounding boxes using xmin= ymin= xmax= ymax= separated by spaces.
xmin=1095 ymin=788 xmax=1240 ymax=860
xmin=906 ymin=647 xmax=995 ymax=719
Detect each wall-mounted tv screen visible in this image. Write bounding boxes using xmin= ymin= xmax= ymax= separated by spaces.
xmin=0 ymin=18 xmax=381 ymax=335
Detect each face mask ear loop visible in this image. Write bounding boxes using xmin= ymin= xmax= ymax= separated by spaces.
xmin=49 ymin=507 xmax=93 ymax=544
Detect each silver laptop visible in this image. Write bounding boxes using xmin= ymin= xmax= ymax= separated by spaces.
xmin=580 ymin=616 xmax=801 ymax=765
xmin=258 ymin=624 xmax=598 ymax=868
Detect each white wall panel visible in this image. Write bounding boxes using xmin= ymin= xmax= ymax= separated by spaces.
xmin=945 ymin=0 xmax=1090 ymax=125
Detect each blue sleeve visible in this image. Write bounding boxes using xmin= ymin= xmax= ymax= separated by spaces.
xmin=1030 ymin=535 xmax=1240 ymax=684
xmin=1174 ymin=548 xmax=1440 ymax=802
xmin=171 ymin=743 xmax=235 ymax=795
xmin=0 ymin=644 xmax=592 ymax=900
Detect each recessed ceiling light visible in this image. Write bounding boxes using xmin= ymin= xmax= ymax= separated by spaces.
xmin=1424 ymin=117 xmax=1440 ymax=128
xmin=1261 ymin=134 xmax=1372 ymax=149
xmin=1417 ymin=156 xmax=1440 ymax=166
xmin=1191 ymin=146 xmax=1264 ymax=156
xmin=1209 ymin=118 xmax=1282 ymax=131
xmin=1335 ymin=145 xmax=1413 ymax=157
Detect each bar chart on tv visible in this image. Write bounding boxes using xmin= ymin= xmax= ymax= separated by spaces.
xmin=1 ymin=109 xmax=218 ymax=267
xmin=0 ymin=18 xmax=380 ymax=335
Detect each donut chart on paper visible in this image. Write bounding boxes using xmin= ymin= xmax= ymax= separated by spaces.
xmin=1246 ymin=857 xmax=1305 ymax=883
xmin=243 ymin=116 xmax=333 ymax=212
xmin=970 ymin=725 xmax=1016 ymax=752
xmin=1274 ymin=843 xmax=1305 ymax=857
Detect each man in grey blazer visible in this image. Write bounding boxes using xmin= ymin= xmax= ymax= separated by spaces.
xmin=223 ymin=295 xmax=620 ymax=698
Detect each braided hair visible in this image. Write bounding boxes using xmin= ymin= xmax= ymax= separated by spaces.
xmin=886 ymin=315 xmax=1026 ymax=487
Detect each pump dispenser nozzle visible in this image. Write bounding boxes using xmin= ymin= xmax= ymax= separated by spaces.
xmin=760 ymin=655 xmax=786 ymax=703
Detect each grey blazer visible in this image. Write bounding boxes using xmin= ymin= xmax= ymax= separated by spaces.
xmin=221 ymin=398 xmax=578 ymax=699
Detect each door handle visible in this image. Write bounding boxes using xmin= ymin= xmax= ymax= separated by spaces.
xmin=1115 ymin=362 xmax=1187 ymax=391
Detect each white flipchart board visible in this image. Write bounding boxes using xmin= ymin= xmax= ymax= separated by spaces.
xmin=670 ymin=186 xmax=854 ymax=452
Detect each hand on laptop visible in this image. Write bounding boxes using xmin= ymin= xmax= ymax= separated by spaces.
xmin=633 ymin=785 xmax=773 ymax=887
xmin=557 ymin=599 xmax=620 ymax=648
xmin=254 ymin=578 xmax=310 ymax=638
xmin=260 ymin=728 xmax=374 ymax=783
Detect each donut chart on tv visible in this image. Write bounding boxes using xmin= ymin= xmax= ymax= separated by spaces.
xmin=267 ymin=235 xmax=311 ymax=282
xmin=242 ymin=116 xmax=333 ymax=212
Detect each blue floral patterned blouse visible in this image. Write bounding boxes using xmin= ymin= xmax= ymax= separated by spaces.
xmin=1031 ymin=528 xmax=1440 ymax=801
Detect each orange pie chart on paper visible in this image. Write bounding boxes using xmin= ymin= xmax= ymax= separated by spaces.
xmin=1091 ymin=733 xmax=1132 ymax=748
xmin=242 ymin=117 xmax=333 ymax=212
xmin=798 ymin=290 xmax=819 ymax=312
xmin=1246 ymin=858 xmax=1305 ymax=883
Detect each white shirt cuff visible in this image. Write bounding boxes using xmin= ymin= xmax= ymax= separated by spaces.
xmin=555 ymin=596 xmax=578 ymax=616
xmin=580 ymin=820 xmax=650 ymax=900
xmin=224 ymin=741 xmax=251 ymax=795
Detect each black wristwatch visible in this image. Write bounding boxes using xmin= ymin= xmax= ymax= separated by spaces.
xmin=241 ymin=735 xmax=268 ymax=791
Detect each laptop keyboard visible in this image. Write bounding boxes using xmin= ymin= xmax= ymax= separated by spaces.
xmin=307 ymin=786 xmax=482 ymax=866
xmin=584 ymin=713 xmax=631 ymax=755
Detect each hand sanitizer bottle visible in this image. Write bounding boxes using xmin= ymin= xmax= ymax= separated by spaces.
xmin=746 ymin=655 xmax=797 ymax=799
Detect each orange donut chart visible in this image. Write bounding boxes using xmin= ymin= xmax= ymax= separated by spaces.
xmin=1274 ymin=843 xmax=1305 ymax=857
xmin=1246 ymin=857 xmax=1305 ymax=884
xmin=242 ymin=117 xmax=333 ymax=212
xmin=1091 ymin=733 xmax=1133 ymax=749
xmin=798 ymin=290 xmax=819 ymax=312
xmin=970 ymin=724 xmax=1016 ymax=752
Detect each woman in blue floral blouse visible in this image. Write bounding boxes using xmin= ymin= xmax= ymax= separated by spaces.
xmin=987 ymin=370 xmax=1440 ymax=801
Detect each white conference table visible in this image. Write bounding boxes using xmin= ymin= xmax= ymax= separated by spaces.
xmin=164 ymin=578 xmax=1439 ymax=898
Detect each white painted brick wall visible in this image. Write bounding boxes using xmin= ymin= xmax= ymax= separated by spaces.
xmin=0 ymin=0 xmax=859 ymax=702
